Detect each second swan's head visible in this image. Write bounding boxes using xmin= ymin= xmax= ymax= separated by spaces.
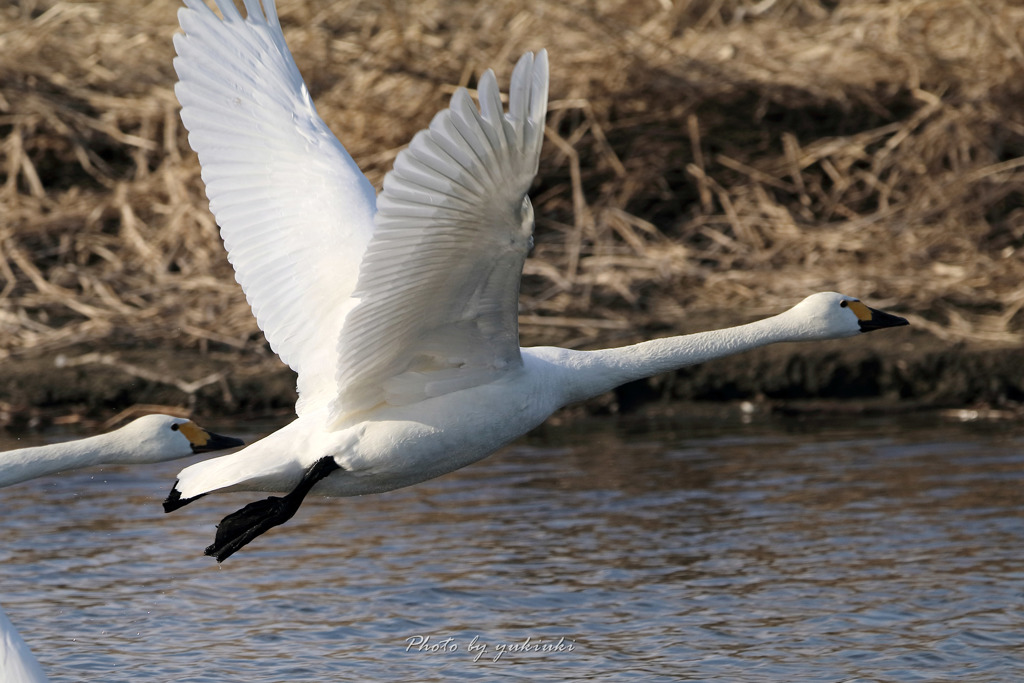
xmin=783 ymin=292 xmax=909 ymax=341
xmin=108 ymin=415 xmax=245 ymax=464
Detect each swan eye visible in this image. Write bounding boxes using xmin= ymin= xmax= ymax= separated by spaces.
xmin=840 ymin=300 xmax=849 ymax=308
xmin=171 ymin=423 xmax=180 ymax=431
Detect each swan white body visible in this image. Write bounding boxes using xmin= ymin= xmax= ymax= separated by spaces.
xmin=0 ymin=605 xmax=48 ymax=683
xmin=168 ymin=0 xmax=909 ymax=560
xmin=0 ymin=414 xmax=243 ymax=488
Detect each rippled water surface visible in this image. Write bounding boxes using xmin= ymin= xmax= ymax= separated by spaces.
xmin=2 ymin=412 xmax=1023 ymax=681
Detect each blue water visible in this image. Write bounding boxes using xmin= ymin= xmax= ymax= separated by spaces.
xmin=2 ymin=412 xmax=1023 ymax=681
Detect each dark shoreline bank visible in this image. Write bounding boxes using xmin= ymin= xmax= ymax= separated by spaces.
xmin=2 ymin=330 xmax=1020 ymax=433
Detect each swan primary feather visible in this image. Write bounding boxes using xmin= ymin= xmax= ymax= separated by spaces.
xmin=166 ymin=0 xmax=909 ymax=561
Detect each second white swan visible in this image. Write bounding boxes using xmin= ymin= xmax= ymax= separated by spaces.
xmin=0 ymin=414 xmax=243 ymax=489
xmin=165 ymin=0 xmax=909 ymax=561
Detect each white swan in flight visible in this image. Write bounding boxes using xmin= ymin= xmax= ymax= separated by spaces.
xmin=0 ymin=414 xmax=243 ymax=489
xmin=165 ymin=0 xmax=909 ymax=561
xmin=0 ymin=416 xmax=240 ymax=682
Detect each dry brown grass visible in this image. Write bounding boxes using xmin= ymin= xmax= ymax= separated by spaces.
xmin=2 ymin=0 xmax=1023 ymax=376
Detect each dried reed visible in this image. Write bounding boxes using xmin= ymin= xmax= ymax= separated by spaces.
xmin=1 ymin=0 xmax=1022 ymax=379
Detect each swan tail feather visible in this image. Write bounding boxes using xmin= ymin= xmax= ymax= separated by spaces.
xmin=170 ymin=446 xmax=301 ymax=502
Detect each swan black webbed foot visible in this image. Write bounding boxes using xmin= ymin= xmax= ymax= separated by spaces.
xmin=163 ymin=484 xmax=205 ymax=512
xmin=204 ymin=456 xmax=340 ymax=562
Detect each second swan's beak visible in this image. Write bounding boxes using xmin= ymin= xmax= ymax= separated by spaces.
xmin=858 ymin=306 xmax=910 ymax=333
xmin=185 ymin=423 xmax=245 ymax=454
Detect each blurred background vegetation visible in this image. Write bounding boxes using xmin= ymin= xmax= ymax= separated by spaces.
xmin=1 ymin=0 xmax=1023 ymax=424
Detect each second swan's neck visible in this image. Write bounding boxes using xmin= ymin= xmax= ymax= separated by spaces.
xmin=555 ymin=314 xmax=799 ymax=405
xmin=0 ymin=432 xmax=132 ymax=488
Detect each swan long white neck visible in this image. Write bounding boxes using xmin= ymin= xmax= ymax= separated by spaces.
xmin=0 ymin=433 xmax=136 ymax=488
xmin=557 ymin=313 xmax=802 ymax=405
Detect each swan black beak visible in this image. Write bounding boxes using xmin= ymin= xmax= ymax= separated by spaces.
xmin=191 ymin=430 xmax=245 ymax=454
xmin=858 ymin=306 xmax=909 ymax=333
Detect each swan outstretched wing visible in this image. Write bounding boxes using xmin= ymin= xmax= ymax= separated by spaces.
xmin=0 ymin=604 xmax=49 ymax=683
xmin=331 ymin=51 xmax=549 ymax=417
xmin=174 ymin=0 xmax=377 ymax=415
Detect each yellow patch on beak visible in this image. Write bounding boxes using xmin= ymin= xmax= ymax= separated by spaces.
xmin=177 ymin=421 xmax=210 ymax=447
xmin=847 ymin=300 xmax=873 ymax=322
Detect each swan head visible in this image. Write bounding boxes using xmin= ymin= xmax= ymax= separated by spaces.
xmin=109 ymin=415 xmax=244 ymax=464
xmin=783 ymin=292 xmax=909 ymax=341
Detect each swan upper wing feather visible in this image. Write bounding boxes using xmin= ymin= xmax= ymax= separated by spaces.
xmin=174 ymin=0 xmax=377 ymax=416
xmin=330 ymin=51 xmax=549 ymax=418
